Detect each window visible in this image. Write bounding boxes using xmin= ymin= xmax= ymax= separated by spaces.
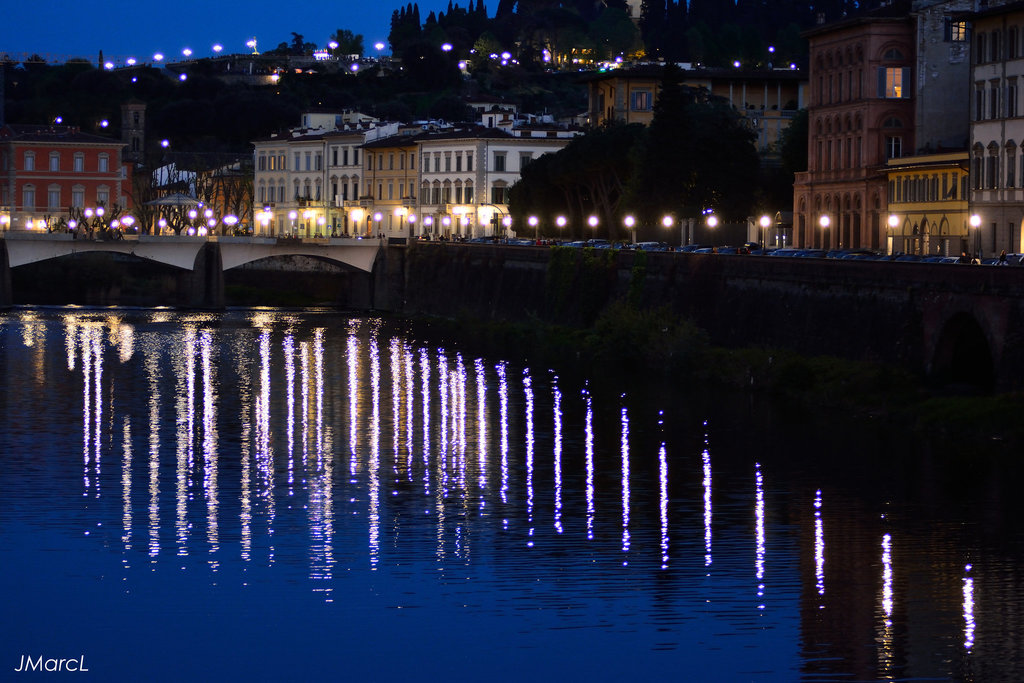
xmin=630 ymin=90 xmax=653 ymax=111
xmin=332 ymin=148 xmax=338 ymax=166
xmin=945 ymin=19 xmax=968 ymax=42
xmin=1008 ymin=146 xmax=1017 ymax=187
xmin=48 ymin=185 xmax=60 ymax=210
xmin=98 ymin=154 xmax=109 ymax=173
xmin=71 ymin=185 xmax=84 ymax=208
xmin=315 ymin=153 xmax=322 ymax=171
xmin=410 ymin=153 xmax=415 ymax=170
xmin=878 ymin=67 xmax=910 ymax=98
xmin=454 ymin=185 xmax=462 ymax=203
xmin=977 ymin=33 xmax=987 ymax=63
xmin=987 ymin=153 xmax=999 ymax=189
xmin=445 ymin=154 xmax=451 ymax=172
xmin=294 ymin=152 xmax=301 ymax=170
xmin=74 ymin=153 xmax=84 ymax=172
xmin=24 ymin=152 xmax=35 ymax=171
xmin=23 ymin=185 xmax=35 ymax=210
xmin=467 ymin=153 xmax=473 ymax=172
xmin=422 ymin=153 xmax=429 ymax=171
xmin=1010 ymin=83 xmax=1019 ymax=118
xmin=520 ymin=153 xmax=532 ymax=170
xmin=493 ymin=153 xmax=506 ymax=172
xmin=305 ymin=152 xmax=312 ymax=171
xmin=434 ymin=154 xmax=441 ymax=172
xmin=464 ymin=184 xmax=473 ymax=203
xmin=49 ymin=152 xmax=60 ymax=171
xmin=490 ymin=186 xmax=508 ymax=204
xmin=885 ymin=136 xmax=902 ymax=159
xmin=97 ymin=187 xmax=109 ymax=206
xmin=389 ymin=153 xmax=394 ymax=170
xmin=1011 ymin=27 xmax=1019 ymax=59
xmin=258 ymin=154 xmax=267 ymax=171
xmin=455 ymin=154 xmax=462 ymax=172
xmin=976 ymin=85 xmax=985 ymax=120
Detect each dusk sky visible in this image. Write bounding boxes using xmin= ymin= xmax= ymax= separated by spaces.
xmin=1 ymin=0 xmax=451 ymax=63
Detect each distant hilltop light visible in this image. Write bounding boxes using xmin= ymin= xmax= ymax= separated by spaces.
xmin=182 ymin=48 xmax=192 ymax=57
xmin=104 ymin=62 xmax=114 ymax=70
xmin=100 ymin=120 xmax=109 ymax=127
xmin=126 ymin=57 xmax=136 ymax=65
xmin=212 ymin=44 xmax=223 ymax=53
xmin=153 ymin=53 xmax=164 ymax=61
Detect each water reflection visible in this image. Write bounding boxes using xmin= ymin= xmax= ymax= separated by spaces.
xmin=4 ymin=309 xmax=1023 ymax=680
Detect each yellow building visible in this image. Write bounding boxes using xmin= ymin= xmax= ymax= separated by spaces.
xmin=884 ymin=151 xmax=969 ymax=256
xmin=360 ymin=132 xmax=421 ymax=238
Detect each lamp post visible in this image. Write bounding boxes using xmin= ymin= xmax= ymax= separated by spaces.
xmin=373 ymin=211 xmax=384 ymax=238
xmin=623 ymin=214 xmax=635 ymax=244
xmin=555 ymin=215 xmax=566 ymax=243
xmin=288 ymin=210 xmax=298 ymax=236
xmin=588 ymin=214 xmax=599 ymax=242
xmin=969 ymin=213 xmax=981 ymax=261
xmin=661 ymin=214 xmax=677 ymax=248
xmin=818 ymin=214 xmax=830 ymax=250
xmin=759 ymin=214 xmax=771 ymax=252
xmin=528 ymin=215 xmax=538 ymax=242
xmin=887 ymin=214 xmax=899 ymax=256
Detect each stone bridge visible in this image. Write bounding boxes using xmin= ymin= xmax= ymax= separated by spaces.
xmin=0 ymin=232 xmax=382 ymax=308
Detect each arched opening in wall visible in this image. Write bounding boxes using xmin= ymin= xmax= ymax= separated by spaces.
xmin=930 ymin=312 xmax=995 ymax=393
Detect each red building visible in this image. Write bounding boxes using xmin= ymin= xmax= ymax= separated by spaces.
xmin=0 ymin=123 xmax=126 ymax=231
xmin=792 ymin=2 xmax=915 ymax=250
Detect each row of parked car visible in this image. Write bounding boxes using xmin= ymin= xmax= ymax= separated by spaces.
xmin=455 ymin=236 xmax=1024 ymax=264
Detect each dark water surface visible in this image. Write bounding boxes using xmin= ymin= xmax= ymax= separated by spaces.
xmin=1 ymin=308 xmax=1021 ymax=682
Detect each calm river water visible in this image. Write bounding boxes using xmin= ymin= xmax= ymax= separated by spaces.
xmin=1 ymin=308 xmax=1022 ymax=681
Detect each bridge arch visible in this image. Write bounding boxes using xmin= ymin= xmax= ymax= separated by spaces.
xmin=930 ymin=311 xmax=995 ymax=392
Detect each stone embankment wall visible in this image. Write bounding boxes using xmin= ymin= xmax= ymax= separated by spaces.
xmin=390 ymin=242 xmax=1024 ymax=388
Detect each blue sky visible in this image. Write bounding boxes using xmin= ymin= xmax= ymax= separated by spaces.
xmin=0 ymin=0 xmax=447 ymax=63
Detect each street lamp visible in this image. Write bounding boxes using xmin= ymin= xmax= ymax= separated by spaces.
xmin=706 ymin=213 xmax=718 ymax=228
xmin=373 ymin=211 xmax=384 ymax=237
xmin=288 ymin=210 xmax=298 ymax=235
xmin=556 ymin=215 xmax=567 ymax=240
xmin=662 ymin=214 xmax=678 ymax=248
xmin=818 ymin=214 xmax=830 ymax=249
xmin=759 ymin=214 xmax=771 ymax=251
xmin=887 ymin=214 xmax=899 ymax=256
xmin=528 ymin=215 xmax=538 ymax=241
xmin=623 ymin=214 xmax=635 ymax=243
xmin=969 ymin=213 xmax=981 ymax=260
xmin=223 ymin=214 xmax=238 ymax=236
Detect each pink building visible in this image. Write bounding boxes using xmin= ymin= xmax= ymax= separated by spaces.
xmin=793 ymin=3 xmax=916 ymax=250
xmin=0 ymin=123 xmax=125 ymax=231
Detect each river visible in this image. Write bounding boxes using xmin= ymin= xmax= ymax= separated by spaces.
xmin=1 ymin=308 xmax=1021 ymax=681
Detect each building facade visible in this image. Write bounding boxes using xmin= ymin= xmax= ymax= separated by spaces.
xmin=792 ymin=4 xmax=916 ymax=250
xmin=0 ymin=124 xmax=126 ymax=232
xmin=415 ymin=127 xmax=576 ymax=239
xmin=967 ymin=1 xmax=1024 ymax=257
xmin=252 ymin=115 xmax=390 ymax=236
xmin=584 ymin=64 xmax=807 ymax=159
xmin=885 ymin=151 xmax=970 ymax=255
